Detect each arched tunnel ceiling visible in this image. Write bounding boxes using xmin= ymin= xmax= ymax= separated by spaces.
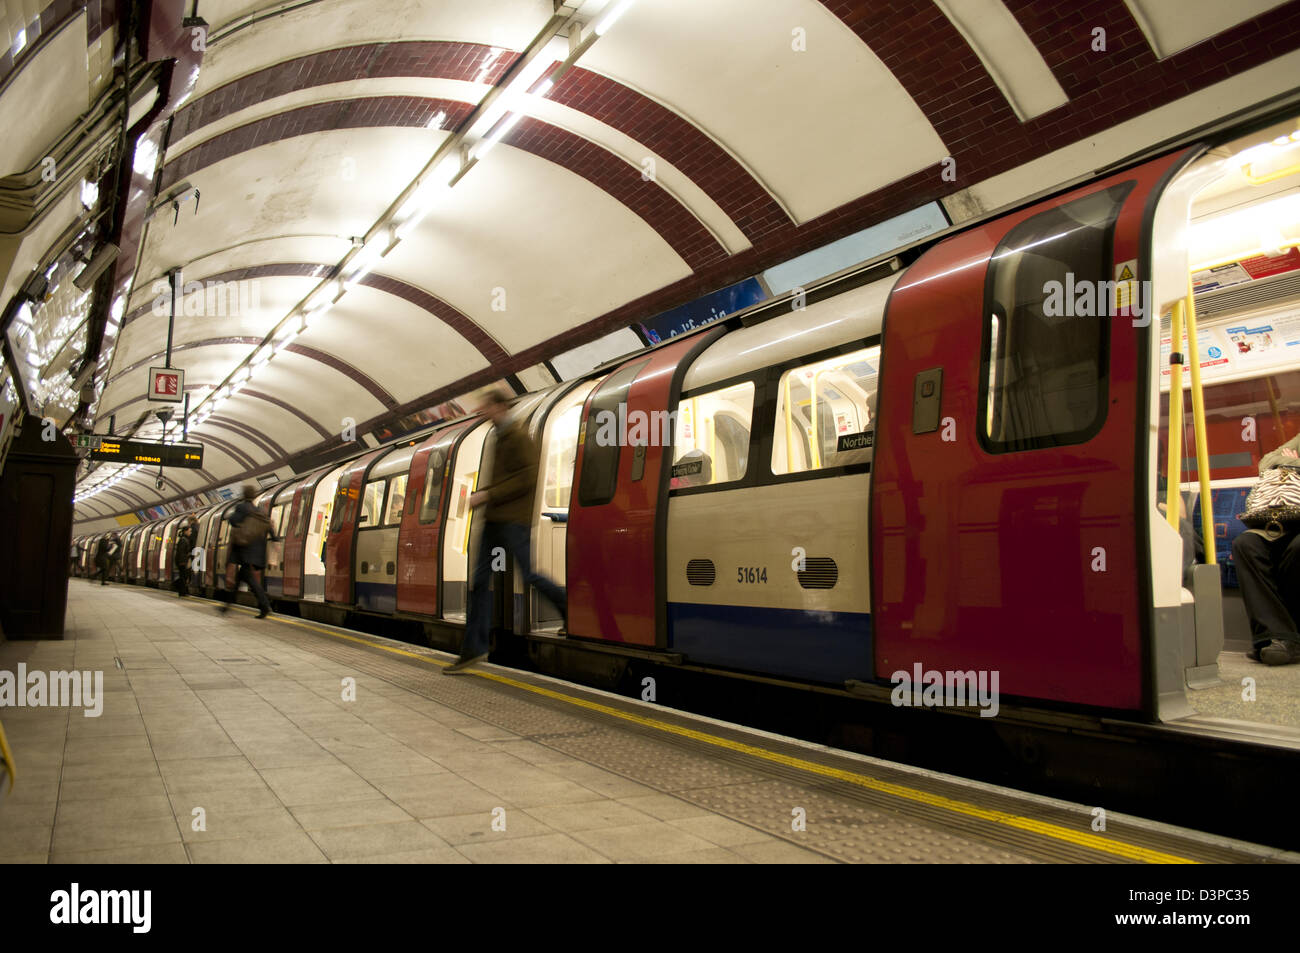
xmin=5 ymin=0 xmax=1296 ymax=524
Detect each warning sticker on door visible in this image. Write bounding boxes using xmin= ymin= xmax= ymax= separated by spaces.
xmin=1113 ymin=260 xmax=1138 ymax=314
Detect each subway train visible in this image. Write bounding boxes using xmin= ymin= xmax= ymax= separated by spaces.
xmin=75 ymin=112 xmax=1300 ymax=726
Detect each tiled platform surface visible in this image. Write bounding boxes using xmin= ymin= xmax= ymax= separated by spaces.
xmin=0 ymin=580 xmax=1289 ymax=864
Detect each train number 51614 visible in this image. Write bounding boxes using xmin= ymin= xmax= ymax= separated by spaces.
xmin=737 ymin=566 xmax=768 ymax=584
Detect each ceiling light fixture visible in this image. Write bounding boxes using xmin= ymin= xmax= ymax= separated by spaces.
xmin=594 ymin=0 xmax=637 ymax=35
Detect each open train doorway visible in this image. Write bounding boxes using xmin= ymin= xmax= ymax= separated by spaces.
xmin=1148 ymin=114 xmax=1300 ymax=725
xmin=440 ymin=419 xmax=491 ymax=622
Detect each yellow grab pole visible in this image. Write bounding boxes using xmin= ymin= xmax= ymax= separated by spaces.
xmin=1183 ymin=283 xmax=1217 ymax=565
xmin=1166 ymin=300 xmax=1185 ymax=531
xmin=0 ymin=719 xmax=15 ymax=793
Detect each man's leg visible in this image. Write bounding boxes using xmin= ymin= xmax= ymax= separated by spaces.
xmin=218 ymin=561 xmax=238 ymax=611
xmin=500 ymin=523 xmax=566 ymax=624
xmin=1233 ymin=532 xmax=1299 ymax=661
xmin=241 ymin=564 xmax=272 ymax=616
xmin=1276 ymin=531 xmax=1300 ymax=639
xmin=458 ymin=522 xmax=501 ymax=662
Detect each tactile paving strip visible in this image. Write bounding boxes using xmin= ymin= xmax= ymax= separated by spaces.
xmin=182 ymin=602 xmax=1287 ymax=864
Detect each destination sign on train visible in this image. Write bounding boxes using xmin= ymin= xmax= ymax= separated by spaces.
xmin=89 ymin=439 xmax=205 ymax=469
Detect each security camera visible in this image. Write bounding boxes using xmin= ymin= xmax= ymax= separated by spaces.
xmin=156 ymin=476 xmax=165 ymax=490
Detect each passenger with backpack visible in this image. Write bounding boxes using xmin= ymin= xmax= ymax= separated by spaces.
xmin=217 ymin=484 xmax=274 ymax=618
xmin=94 ymin=535 xmax=117 ymax=586
xmin=174 ymin=523 xmax=195 ymax=598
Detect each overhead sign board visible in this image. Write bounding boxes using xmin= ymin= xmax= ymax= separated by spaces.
xmin=148 ymin=366 xmax=184 ymax=402
xmin=90 ymin=439 xmax=204 ymax=468
xmin=74 ymin=434 xmax=102 ymax=450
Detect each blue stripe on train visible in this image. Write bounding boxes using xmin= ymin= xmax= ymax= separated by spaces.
xmin=668 ymin=602 xmax=872 ymax=684
xmin=356 ymin=581 xmax=397 ymax=615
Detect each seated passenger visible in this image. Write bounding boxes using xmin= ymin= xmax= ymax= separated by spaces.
xmin=671 ymin=449 xmax=713 ymax=489
xmin=1231 ymin=434 xmax=1300 ymax=665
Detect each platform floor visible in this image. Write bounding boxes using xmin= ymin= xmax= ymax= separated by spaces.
xmin=0 ymin=580 xmax=1294 ymax=864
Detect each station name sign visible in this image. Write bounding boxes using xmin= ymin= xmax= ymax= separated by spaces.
xmin=89 ymin=439 xmax=204 ymax=469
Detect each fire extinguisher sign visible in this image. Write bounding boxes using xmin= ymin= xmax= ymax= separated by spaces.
xmin=148 ymin=366 xmax=184 ymax=402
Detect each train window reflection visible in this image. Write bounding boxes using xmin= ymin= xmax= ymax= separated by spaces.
xmin=579 ymin=362 xmax=646 ymax=507
xmin=545 ymin=403 xmax=582 ymax=508
xmin=771 ymin=346 xmax=880 ymax=475
xmin=980 ymin=182 xmax=1132 ymax=451
xmin=384 ymin=475 xmax=407 ymax=525
xmin=419 ymin=448 xmax=447 ymax=524
xmin=672 ymin=381 xmax=755 ymax=488
xmin=360 ymin=479 xmax=386 ymax=527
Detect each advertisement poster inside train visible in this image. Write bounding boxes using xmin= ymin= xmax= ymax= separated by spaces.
xmin=1159 ymin=325 xmax=1226 ymax=377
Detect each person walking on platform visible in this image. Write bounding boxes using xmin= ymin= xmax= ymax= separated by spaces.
xmin=174 ymin=523 xmax=195 ymax=598
xmin=1232 ymin=433 xmax=1300 ymax=665
xmin=95 ymin=533 xmax=120 ymax=586
xmin=444 ymin=389 xmax=566 ymax=674
xmin=217 ymin=485 xmax=274 ymax=618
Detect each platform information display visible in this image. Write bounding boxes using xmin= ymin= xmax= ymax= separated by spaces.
xmin=89 ymin=439 xmax=204 ymax=468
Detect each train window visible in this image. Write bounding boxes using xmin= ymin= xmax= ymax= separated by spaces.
xmin=359 ymin=479 xmax=386 ymax=527
xmin=419 ymin=448 xmax=448 ymax=524
xmin=271 ymin=504 xmax=285 ymax=536
xmin=980 ymin=182 xmax=1133 ymax=452
xmin=544 ymin=403 xmax=583 ymax=508
xmin=771 ymin=347 xmax=880 ymax=475
xmin=329 ymin=485 xmax=351 ymax=533
xmin=384 ymin=475 xmax=407 ymax=525
xmin=578 ymin=361 xmax=648 ymax=507
xmin=671 ymin=381 xmax=756 ymax=488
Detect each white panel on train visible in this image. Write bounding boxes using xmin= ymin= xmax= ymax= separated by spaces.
xmin=680 ymin=269 xmax=900 ymax=392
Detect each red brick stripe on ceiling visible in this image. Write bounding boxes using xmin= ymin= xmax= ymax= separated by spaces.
xmin=159 ymin=96 xmax=477 ymax=192
xmin=158 ymin=99 xmax=727 ymax=273
xmin=194 ymin=431 xmax=258 ymax=471
xmin=818 ymin=0 xmax=1019 ymax=180
xmin=121 ymin=264 xmax=501 ymax=366
xmin=168 ymin=40 xmax=791 ymax=242
xmin=107 ymin=335 xmax=264 ymax=386
xmin=502 ymin=115 xmax=728 ymax=272
xmin=123 ymin=264 xmax=328 ymax=327
xmin=282 ymin=341 xmax=398 ymax=409
xmin=97 ymin=377 xmax=332 ymax=446
xmin=358 ymin=274 xmax=508 ymax=365
xmin=821 ymin=0 xmax=1300 ymax=188
xmin=243 ymin=387 xmax=333 ymax=441
xmin=207 ymin=415 xmax=287 ymax=460
xmin=546 ymin=66 xmax=793 ymax=242
xmin=171 ymin=41 xmax=517 ymax=141
xmin=1005 ymin=0 xmax=1300 ymax=153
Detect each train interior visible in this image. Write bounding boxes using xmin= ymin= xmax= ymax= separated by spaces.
xmin=1149 ymin=114 xmax=1300 ymax=723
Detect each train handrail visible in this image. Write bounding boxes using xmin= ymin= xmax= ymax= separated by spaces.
xmin=1182 ymin=280 xmax=1217 ymax=566
xmin=1166 ymin=300 xmax=1187 ymax=533
xmin=1165 ymin=291 xmax=1217 ymax=566
xmin=0 ymin=718 xmax=15 ymax=793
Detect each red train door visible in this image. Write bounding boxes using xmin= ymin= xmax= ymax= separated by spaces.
xmin=397 ymin=422 xmax=473 ymax=615
xmin=325 ymin=449 xmax=385 ymax=604
xmin=282 ymin=466 xmax=328 ymax=598
xmin=567 ymin=331 xmax=724 ymax=646
xmin=871 ymin=150 xmax=1193 ymax=713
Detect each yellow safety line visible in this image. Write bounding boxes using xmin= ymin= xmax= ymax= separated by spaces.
xmin=223 ymin=601 xmax=1196 ymax=864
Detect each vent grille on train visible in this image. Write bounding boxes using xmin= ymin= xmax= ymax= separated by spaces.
xmin=686 ymin=559 xmax=716 ymax=586
xmin=797 ymin=557 xmax=838 ymax=589
xmin=1195 ymin=271 xmax=1300 ymax=319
